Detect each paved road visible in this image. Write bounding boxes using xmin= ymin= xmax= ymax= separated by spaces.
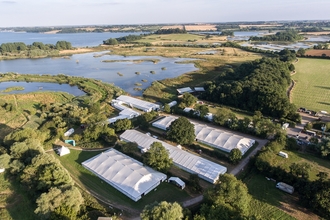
xmin=229 ymin=137 xmax=268 ymax=175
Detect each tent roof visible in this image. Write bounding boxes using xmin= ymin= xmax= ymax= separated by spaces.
xmin=82 ymin=149 xmax=166 ymax=201
xmin=177 ymin=87 xmax=193 ymax=94
xmin=116 ymin=95 xmax=160 ymax=111
xmin=58 ymin=146 xmax=70 ymax=156
xmin=168 ymin=177 xmax=185 ymax=187
xmin=120 ymin=130 xmax=227 ymax=183
xmin=152 ymin=116 xmax=255 ymax=155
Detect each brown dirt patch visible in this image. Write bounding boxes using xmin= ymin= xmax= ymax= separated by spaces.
xmin=303 ymin=31 xmax=330 ymax=35
xmin=305 ymin=49 xmax=330 ymax=56
xmin=59 ymin=47 xmax=94 ymax=55
xmin=161 ymin=25 xmax=184 ymax=30
xmin=279 ymin=194 xmax=319 ymax=220
xmin=185 ymin=25 xmax=217 ymax=31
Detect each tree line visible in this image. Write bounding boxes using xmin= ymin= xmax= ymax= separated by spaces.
xmin=0 ymin=41 xmax=73 ymax=55
xmin=249 ymin=29 xmax=304 ymax=42
xmin=154 ymin=28 xmax=187 ymax=35
xmin=201 ymin=56 xmax=300 ymax=122
xmin=103 ymin=34 xmax=145 ymax=45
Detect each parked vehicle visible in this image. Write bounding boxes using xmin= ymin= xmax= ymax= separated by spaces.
xmin=276 ymin=182 xmax=294 ymax=194
xmin=278 ymin=151 xmax=288 ymax=158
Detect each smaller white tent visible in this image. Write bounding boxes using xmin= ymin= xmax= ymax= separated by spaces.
xmin=168 ymin=177 xmax=185 ymax=189
xmin=64 ymin=128 xmax=74 ymax=137
xmin=0 ymin=168 xmax=5 ymax=173
xmin=58 ymin=146 xmax=70 ymax=156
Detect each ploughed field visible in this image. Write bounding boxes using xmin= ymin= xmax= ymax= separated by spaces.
xmin=305 ymin=49 xmax=330 ymax=56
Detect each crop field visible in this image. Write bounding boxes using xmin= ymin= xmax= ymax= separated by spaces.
xmin=291 ymin=58 xmax=330 ymax=112
xmin=305 ymin=49 xmax=330 ymax=56
xmin=57 ymin=149 xmax=192 ymax=211
xmin=243 ymin=171 xmax=318 ymax=220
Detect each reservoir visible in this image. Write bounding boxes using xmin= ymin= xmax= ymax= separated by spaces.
xmin=0 ymin=52 xmax=198 ymax=96
xmin=0 ymin=81 xmax=86 ymax=96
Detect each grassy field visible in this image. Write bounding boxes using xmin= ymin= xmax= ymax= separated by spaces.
xmin=56 ymin=149 xmax=192 ymax=211
xmin=242 ymin=171 xmax=319 ymax=220
xmin=292 ymin=58 xmax=330 ymax=112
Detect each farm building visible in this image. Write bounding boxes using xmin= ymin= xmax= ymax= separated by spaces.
xmin=152 ymin=116 xmax=255 ymax=155
xmin=64 ymin=128 xmax=74 ymax=137
xmin=57 ymin=146 xmax=70 ymax=156
xmin=177 ymin=87 xmax=194 ymax=94
xmin=115 ymin=95 xmax=160 ymax=112
xmin=82 ymin=149 xmax=167 ymax=202
xmin=120 ymin=130 xmax=227 ymax=183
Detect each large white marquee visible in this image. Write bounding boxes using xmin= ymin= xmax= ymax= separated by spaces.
xmin=82 ymin=149 xmax=167 ymax=202
xmin=120 ymin=130 xmax=227 ymax=183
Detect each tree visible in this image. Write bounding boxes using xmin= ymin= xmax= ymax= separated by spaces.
xmin=167 ymin=117 xmax=195 ymax=145
xmin=35 ymin=186 xmax=83 ymax=220
xmin=200 ymin=174 xmax=251 ymax=219
xmin=163 ymin=104 xmax=171 ymax=113
xmin=121 ymin=142 xmax=138 ymax=154
xmin=0 ymin=153 xmax=10 ymax=168
xmin=144 ymin=142 xmax=173 ymax=172
xmin=229 ymin=148 xmax=242 ymax=164
xmin=195 ymin=104 xmax=209 ymax=118
xmin=297 ymin=48 xmax=306 ymax=56
xmin=181 ymin=93 xmax=197 ymax=107
xmin=114 ymin=118 xmax=132 ymax=132
xmin=141 ymin=201 xmax=183 ymax=220
xmin=290 ymin=162 xmax=311 ymax=179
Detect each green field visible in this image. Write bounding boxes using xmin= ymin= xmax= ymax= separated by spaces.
xmin=243 ymin=172 xmax=296 ymax=220
xmin=56 ymin=149 xmax=192 ymax=211
xmin=292 ymin=58 xmax=330 ymax=112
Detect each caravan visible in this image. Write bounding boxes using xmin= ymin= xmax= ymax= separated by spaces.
xmin=278 ymin=151 xmax=288 ymax=158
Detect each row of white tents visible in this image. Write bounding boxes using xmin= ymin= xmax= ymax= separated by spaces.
xmin=152 ymin=116 xmax=255 ymax=155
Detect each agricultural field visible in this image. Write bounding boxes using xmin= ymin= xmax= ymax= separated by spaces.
xmin=291 ymin=58 xmax=330 ymax=112
xmin=135 ymin=33 xmax=227 ymax=45
xmin=56 ymin=149 xmax=193 ymax=212
xmin=242 ymin=171 xmax=318 ymax=220
xmin=305 ymin=49 xmax=330 ymax=56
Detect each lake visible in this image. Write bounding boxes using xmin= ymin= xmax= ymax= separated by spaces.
xmin=0 ymin=81 xmax=85 ymax=96
xmin=0 ymin=52 xmax=198 ymax=96
xmin=0 ymin=32 xmax=147 ymax=47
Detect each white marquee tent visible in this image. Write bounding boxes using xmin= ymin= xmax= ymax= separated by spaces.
xmin=152 ymin=116 xmax=255 ymax=155
xmin=120 ymin=130 xmax=227 ymax=183
xmin=82 ymin=149 xmax=167 ymax=202
xmin=168 ymin=177 xmax=185 ymax=189
xmin=58 ymin=146 xmax=70 ymax=156
xmin=116 ymin=95 xmax=160 ymax=112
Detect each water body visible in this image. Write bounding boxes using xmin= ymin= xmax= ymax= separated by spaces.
xmin=303 ymin=35 xmax=330 ymax=42
xmin=0 ymin=81 xmax=85 ymax=96
xmin=241 ymin=42 xmax=316 ymax=52
xmin=0 ymin=52 xmax=198 ymax=96
xmin=0 ymin=32 xmax=146 ymax=47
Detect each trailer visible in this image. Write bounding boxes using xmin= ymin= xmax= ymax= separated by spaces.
xmin=276 ymin=182 xmax=294 ymax=194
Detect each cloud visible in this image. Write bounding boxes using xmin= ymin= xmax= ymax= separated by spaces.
xmin=1 ymin=0 xmax=16 ymax=3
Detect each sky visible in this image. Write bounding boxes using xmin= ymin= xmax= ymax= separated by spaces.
xmin=0 ymin=0 xmax=330 ymax=27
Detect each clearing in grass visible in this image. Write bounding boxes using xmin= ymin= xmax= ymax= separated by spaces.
xmin=291 ymin=58 xmax=330 ymax=112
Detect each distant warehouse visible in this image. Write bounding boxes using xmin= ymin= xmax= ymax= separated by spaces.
xmin=120 ymin=130 xmax=227 ymax=183
xmin=152 ymin=116 xmax=255 ymax=155
xmin=115 ymin=95 xmax=160 ymax=112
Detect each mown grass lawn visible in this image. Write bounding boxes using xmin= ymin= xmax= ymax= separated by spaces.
xmin=56 ymin=149 xmax=192 ymax=211
xmin=292 ymin=58 xmax=330 ymax=112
